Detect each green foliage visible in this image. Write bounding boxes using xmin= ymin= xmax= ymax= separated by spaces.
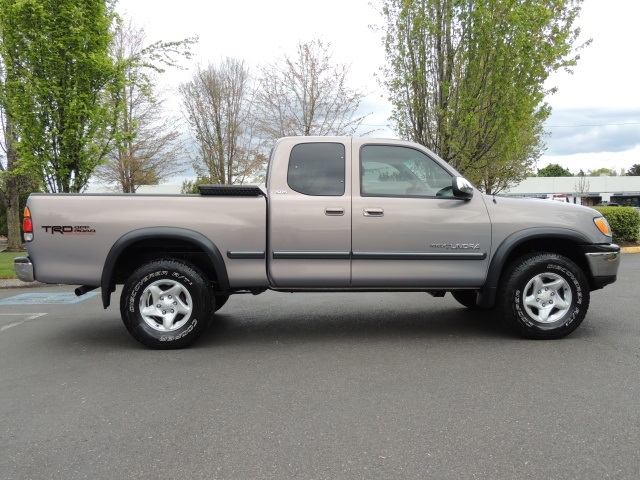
xmin=379 ymin=0 xmax=588 ymax=194
xmin=625 ymin=164 xmax=640 ymax=176
xmin=180 ymin=177 xmax=210 ymax=194
xmin=537 ymin=163 xmax=573 ymax=177
xmin=0 ymin=0 xmax=117 ymax=192
xmin=588 ymin=167 xmax=617 ymax=176
xmin=0 ymin=250 xmax=26 ymax=279
xmin=593 ymin=207 xmax=640 ymax=243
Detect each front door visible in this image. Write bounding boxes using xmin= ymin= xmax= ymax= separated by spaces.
xmin=350 ymin=140 xmax=491 ymax=288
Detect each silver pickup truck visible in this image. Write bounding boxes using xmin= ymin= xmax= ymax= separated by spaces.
xmin=15 ymin=137 xmax=620 ymax=348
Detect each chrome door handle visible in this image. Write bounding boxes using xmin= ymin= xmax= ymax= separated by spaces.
xmin=363 ymin=207 xmax=384 ymax=217
xmin=325 ymin=207 xmax=345 ymax=216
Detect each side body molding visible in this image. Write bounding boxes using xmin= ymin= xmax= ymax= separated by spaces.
xmin=101 ymin=227 xmax=230 ymax=309
xmin=477 ymin=227 xmax=592 ymax=308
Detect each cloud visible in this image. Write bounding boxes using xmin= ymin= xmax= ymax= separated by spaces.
xmin=544 ymin=108 xmax=640 ymax=155
xmin=539 ymin=145 xmax=640 ymax=176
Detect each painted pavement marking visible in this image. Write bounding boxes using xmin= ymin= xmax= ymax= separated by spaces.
xmin=0 ymin=313 xmax=48 ymax=332
xmin=0 ymin=292 xmax=100 ymax=306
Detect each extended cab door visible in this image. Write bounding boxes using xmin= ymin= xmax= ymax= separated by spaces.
xmin=268 ymin=138 xmax=352 ymax=288
xmin=350 ymin=139 xmax=491 ymax=288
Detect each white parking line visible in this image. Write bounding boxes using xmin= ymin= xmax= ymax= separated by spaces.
xmin=0 ymin=313 xmax=48 ymax=332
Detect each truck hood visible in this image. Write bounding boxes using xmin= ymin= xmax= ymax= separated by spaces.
xmin=484 ymin=195 xmax=612 ymax=245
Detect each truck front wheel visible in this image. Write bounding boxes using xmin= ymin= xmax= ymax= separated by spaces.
xmin=498 ymin=253 xmax=590 ymax=339
xmin=120 ymin=259 xmax=213 ymax=349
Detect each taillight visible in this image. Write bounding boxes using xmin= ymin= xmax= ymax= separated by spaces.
xmin=23 ymin=206 xmax=34 ymax=242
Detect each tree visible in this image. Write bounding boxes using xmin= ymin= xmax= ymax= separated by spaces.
xmin=180 ymin=58 xmax=263 ymax=185
xmin=378 ymin=0 xmax=588 ymax=194
xmin=254 ymin=39 xmax=368 ymax=141
xmin=626 ymin=164 xmax=640 ymax=176
xmin=537 ymin=163 xmax=573 ymax=177
xmin=574 ymin=175 xmax=589 ymax=205
xmin=0 ymin=92 xmax=22 ymax=250
xmin=1 ymin=41 xmax=40 ymax=250
xmin=588 ymin=167 xmax=617 ymax=177
xmin=93 ymin=20 xmax=193 ymax=193
xmin=0 ymin=0 xmax=116 ymax=193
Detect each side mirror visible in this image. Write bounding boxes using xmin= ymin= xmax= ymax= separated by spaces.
xmin=452 ymin=177 xmax=474 ymax=199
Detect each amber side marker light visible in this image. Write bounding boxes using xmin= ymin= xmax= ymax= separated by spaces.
xmin=23 ymin=206 xmax=34 ymax=242
xmin=594 ymin=217 xmax=611 ymax=236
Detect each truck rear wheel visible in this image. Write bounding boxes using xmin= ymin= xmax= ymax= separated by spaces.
xmin=498 ymin=253 xmax=590 ymax=339
xmin=120 ymin=259 xmax=213 ymax=349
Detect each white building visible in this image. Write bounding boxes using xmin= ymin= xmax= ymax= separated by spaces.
xmin=503 ymin=176 xmax=640 ymax=208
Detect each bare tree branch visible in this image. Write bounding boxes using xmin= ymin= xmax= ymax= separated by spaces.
xmin=254 ymin=39 xmax=369 ymax=141
xmin=180 ymin=58 xmax=264 ymax=186
xmin=93 ymin=20 xmax=189 ymax=193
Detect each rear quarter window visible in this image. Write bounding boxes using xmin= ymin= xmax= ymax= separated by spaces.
xmin=287 ymin=143 xmax=345 ymax=196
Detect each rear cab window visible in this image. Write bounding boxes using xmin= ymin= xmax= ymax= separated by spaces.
xmin=288 ymin=143 xmax=345 ymax=196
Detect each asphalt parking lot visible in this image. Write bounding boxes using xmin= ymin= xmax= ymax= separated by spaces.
xmin=1 ymin=254 xmax=639 ymax=479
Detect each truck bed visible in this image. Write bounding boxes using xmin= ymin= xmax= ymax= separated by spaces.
xmin=26 ymin=193 xmax=268 ymax=288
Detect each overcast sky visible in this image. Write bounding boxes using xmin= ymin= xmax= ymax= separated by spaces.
xmin=117 ymin=0 xmax=640 ymax=177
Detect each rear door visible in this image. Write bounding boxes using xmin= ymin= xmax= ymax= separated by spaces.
xmin=350 ymin=139 xmax=492 ymax=288
xmin=268 ymin=138 xmax=352 ymax=288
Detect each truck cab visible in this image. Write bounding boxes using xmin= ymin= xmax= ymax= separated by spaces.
xmin=267 ymin=137 xmax=491 ymax=289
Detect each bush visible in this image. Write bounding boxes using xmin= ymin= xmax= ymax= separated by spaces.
xmin=593 ymin=206 xmax=640 ymax=242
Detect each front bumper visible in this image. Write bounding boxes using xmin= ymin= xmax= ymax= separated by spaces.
xmin=582 ymin=244 xmax=620 ymax=289
xmin=14 ymin=257 xmax=35 ymax=283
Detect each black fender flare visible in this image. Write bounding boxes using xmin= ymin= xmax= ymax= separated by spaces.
xmin=477 ymin=227 xmax=592 ymax=308
xmin=100 ymin=227 xmax=230 ymax=309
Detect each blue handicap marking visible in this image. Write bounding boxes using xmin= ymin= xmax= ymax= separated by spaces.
xmin=0 ymin=292 xmax=100 ymax=305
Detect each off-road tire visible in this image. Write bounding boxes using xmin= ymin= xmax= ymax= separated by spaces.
xmin=120 ymin=259 xmax=213 ymax=349
xmin=498 ymin=253 xmax=590 ymax=339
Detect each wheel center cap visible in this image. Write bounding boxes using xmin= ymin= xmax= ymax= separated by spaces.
xmin=537 ymin=288 xmax=557 ymax=306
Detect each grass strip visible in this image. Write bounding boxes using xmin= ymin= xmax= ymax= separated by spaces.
xmin=0 ymin=251 xmax=26 ymax=279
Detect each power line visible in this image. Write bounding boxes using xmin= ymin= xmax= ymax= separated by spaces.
xmin=545 ymin=122 xmax=640 ymax=128
xmin=360 ymin=122 xmax=640 ymax=128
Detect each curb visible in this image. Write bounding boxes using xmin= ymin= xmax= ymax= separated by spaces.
xmin=0 ymin=279 xmax=50 ymax=289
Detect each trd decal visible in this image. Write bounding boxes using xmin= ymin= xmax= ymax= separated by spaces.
xmin=41 ymin=225 xmax=96 ymax=235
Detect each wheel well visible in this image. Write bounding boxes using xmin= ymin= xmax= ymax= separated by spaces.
xmin=500 ymin=238 xmax=592 ymax=286
xmin=112 ymin=238 xmax=222 ymax=290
